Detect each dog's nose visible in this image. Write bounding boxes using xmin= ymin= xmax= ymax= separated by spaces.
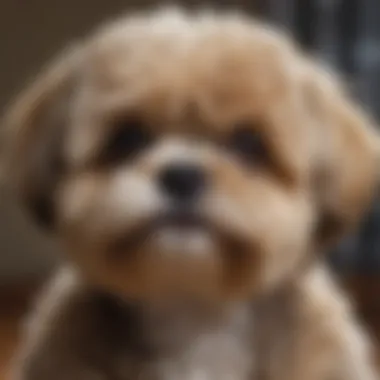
xmin=158 ymin=164 xmax=206 ymax=202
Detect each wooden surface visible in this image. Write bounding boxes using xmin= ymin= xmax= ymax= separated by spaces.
xmin=0 ymin=284 xmax=38 ymax=380
xmin=0 ymin=277 xmax=379 ymax=380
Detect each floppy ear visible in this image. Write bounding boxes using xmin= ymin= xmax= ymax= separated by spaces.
xmin=302 ymin=61 xmax=380 ymax=247
xmin=0 ymin=46 xmax=82 ymax=229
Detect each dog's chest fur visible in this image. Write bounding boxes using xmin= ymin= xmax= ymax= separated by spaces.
xmin=110 ymin=303 xmax=255 ymax=380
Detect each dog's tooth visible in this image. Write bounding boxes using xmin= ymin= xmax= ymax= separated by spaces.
xmin=184 ymin=231 xmax=213 ymax=257
xmin=153 ymin=228 xmax=213 ymax=257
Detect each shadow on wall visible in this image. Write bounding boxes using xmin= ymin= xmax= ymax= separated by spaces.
xmin=0 ymin=188 xmax=59 ymax=283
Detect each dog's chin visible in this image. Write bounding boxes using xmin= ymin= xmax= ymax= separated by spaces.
xmin=109 ymin=209 xmax=249 ymax=260
xmin=80 ymin=210 xmax=257 ymax=302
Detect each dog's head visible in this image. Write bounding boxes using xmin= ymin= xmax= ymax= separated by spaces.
xmin=2 ymin=9 xmax=379 ymax=302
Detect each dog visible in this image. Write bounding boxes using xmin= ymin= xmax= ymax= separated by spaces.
xmin=1 ymin=7 xmax=379 ymax=380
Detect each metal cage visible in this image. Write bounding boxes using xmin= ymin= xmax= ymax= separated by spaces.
xmin=254 ymin=0 xmax=380 ymax=273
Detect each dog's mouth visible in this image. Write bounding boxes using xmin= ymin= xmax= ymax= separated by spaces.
xmin=109 ymin=209 xmax=247 ymax=256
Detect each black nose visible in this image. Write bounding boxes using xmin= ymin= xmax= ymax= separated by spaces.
xmin=158 ymin=164 xmax=206 ymax=202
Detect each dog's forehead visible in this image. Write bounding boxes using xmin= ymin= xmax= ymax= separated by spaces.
xmin=66 ymin=13 xmax=307 ymax=165
xmin=78 ymin=11 xmax=299 ymax=125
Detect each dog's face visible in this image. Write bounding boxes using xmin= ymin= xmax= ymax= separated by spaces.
xmin=2 ymin=9 xmax=379 ymax=302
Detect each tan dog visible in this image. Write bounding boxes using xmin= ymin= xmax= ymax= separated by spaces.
xmin=1 ymin=7 xmax=379 ymax=380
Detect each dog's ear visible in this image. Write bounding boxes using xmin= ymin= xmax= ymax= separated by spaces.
xmin=302 ymin=61 xmax=380 ymax=247
xmin=0 ymin=45 xmax=82 ymax=229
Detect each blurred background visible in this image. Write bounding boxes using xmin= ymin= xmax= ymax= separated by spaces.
xmin=0 ymin=0 xmax=379 ymax=377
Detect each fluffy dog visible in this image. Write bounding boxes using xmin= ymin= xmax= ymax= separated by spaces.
xmin=1 ymin=7 xmax=379 ymax=380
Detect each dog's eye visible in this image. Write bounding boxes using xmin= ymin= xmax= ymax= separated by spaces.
xmin=228 ymin=125 xmax=268 ymax=166
xmin=101 ymin=118 xmax=152 ymax=165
